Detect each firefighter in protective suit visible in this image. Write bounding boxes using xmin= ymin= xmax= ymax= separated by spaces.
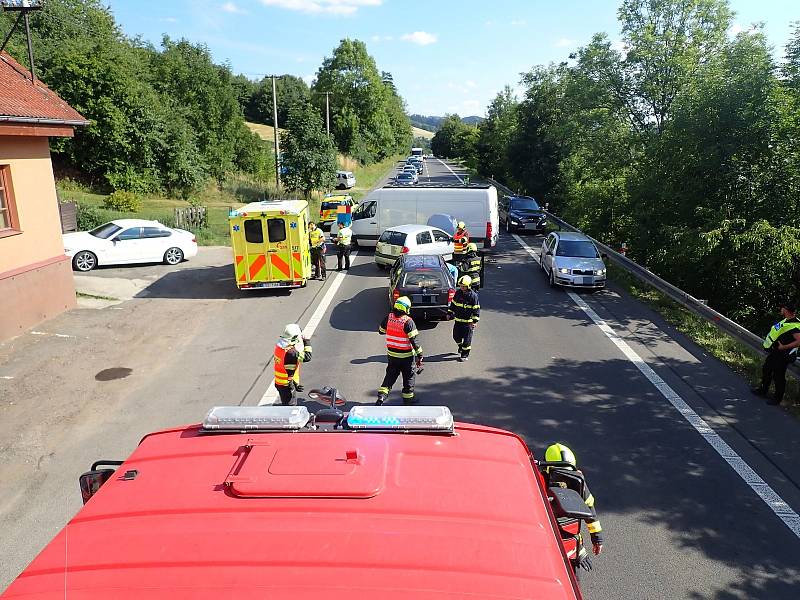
xmin=448 ymin=275 xmax=480 ymax=361
xmin=273 ymin=324 xmax=312 ymax=406
xmin=377 ymin=296 xmax=423 ymax=405
xmin=453 ymin=221 xmax=469 ymax=257
xmin=543 ymin=443 xmax=604 ymax=572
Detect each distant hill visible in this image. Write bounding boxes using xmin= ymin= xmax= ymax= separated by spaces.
xmin=409 ymin=114 xmax=483 ymax=132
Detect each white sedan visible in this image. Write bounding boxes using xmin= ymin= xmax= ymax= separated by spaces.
xmin=63 ymin=219 xmax=198 ymax=272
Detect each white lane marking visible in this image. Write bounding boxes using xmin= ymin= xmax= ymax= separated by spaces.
xmin=258 ymin=253 xmax=357 ymax=406
xmin=436 ymin=158 xmax=463 ymax=183
xmin=513 ymin=232 xmax=800 ymax=540
xmin=0 ymin=376 xmax=13 ymax=380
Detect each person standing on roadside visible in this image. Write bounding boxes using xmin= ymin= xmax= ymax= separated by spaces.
xmin=336 ymin=221 xmax=353 ymax=271
xmin=752 ymin=300 xmax=800 ymax=405
xmin=448 ymin=275 xmax=480 ymax=361
xmin=308 ymin=222 xmax=326 ymax=280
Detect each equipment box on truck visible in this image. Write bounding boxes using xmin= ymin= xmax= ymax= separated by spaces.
xmin=2 ymin=395 xmax=591 ymax=599
xmin=350 ymin=184 xmax=499 ymax=250
xmin=229 ymin=199 xmax=312 ymax=290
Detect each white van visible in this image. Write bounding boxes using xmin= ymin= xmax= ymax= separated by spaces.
xmin=350 ymin=185 xmax=499 ymax=250
xmin=411 ymin=147 xmax=424 ymax=159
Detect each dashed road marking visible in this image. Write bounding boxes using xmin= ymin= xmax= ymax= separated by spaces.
xmin=513 ymin=232 xmax=800 ymax=540
xmin=258 ymin=253 xmax=357 ymax=406
xmin=30 ymin=331 xmax=74 ymax=339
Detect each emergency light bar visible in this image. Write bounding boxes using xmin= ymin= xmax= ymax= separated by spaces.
xmin=203 ymin=406 xmax=310 ymax=431
xmin=347 ymin=406 xmax=454 ymax=432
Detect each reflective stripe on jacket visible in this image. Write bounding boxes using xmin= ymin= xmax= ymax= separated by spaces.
xmin=763 ymin=318 xmax=800 ymax=349
xmin=385 ymin=314 xmax=413 ymax=351
xmin=274 ymin=343 xmax=293 ymax=386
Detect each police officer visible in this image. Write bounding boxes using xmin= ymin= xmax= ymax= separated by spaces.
xmin=752 ymin=300 xmax=800 ymax=405
xmin=308 ymin=222 xmax=326 ymax=280
xmin=335 ymin=221 xmax=353 ymax=271
xmin=453 ymin=221 xmax=469 ymax=257
xmin=448 ymin=275 xmax=480 ymax=361
xmin=273 ymin=323 xmax=312 ymax=406
xmin=377 ymin=296 xmax=423 ymax=405
xmin=543 ymin=443 xmax=604 ymax=571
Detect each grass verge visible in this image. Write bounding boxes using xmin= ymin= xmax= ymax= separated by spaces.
xmin=607 ymin=263 xmax=800 ymax=413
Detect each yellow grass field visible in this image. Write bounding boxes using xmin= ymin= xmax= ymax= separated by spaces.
xmin=412 ymin=126 xmax=435 ymax=140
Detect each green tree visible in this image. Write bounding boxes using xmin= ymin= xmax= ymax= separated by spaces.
xmin=280 ymin=101 xmax=337 ymax=196
xmin=475 ymin=86 xmax=518 ymax=182
xmin=313 ymin=39 xmax=410 ymax=162
xmin=246 ymin=75 xmax=311 ymax=126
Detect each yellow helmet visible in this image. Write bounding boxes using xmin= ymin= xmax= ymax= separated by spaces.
xmin=393 ymin=296 xmax=412 ymax=313
xmin=458 ymin=275 xmax=472 ymax=287
xmin=545 ymin=443 xmax=576 ymax=466
xmin=466 ymin=242 xmax=478 ymax=253
xmin=457 ymin=221 xmax=466 ymax=230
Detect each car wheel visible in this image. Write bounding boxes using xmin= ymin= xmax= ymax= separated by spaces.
xmin=352 ymin=236 xmax=360 ymax=249
xmin=72 ymin=250 xmax=97 ymax=272
xmin=377 ymin=263 xmax=387 ymax=270
xmin=548 ymin=268 xmax=556 ymax=288
xmin=164 ymin=247 xmax=184 ymax=265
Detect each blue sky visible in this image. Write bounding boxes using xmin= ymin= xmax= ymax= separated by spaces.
xmin=106 ymin=0 xmax=800 ymax=116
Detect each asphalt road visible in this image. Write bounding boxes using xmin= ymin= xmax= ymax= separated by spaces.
xmin=2 ymin=158 xmax=800 ymax=598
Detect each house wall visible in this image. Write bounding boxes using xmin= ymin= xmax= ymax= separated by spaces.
xmin=0 ymin=136 xmax=75 ymax=341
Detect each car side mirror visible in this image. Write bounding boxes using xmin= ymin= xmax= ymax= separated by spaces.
xmin=548 ymin=487 xmax=594 ymax=520
xmin=79 ymin=468 xmax=116 ymax=504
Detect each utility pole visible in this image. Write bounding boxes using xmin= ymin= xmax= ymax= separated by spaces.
xmin=271 ymin=75 xmax=280 ymax=188
xmin=323 ymin=91 xmax=331 ymax=137
xmin=0 ymin=1 xmax=43 ymax=85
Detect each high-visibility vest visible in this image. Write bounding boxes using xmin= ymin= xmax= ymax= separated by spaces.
xmin=453 ymin=230 xmax=468 ymax=254
xmin=385 ymin=314 xmax=412 ymax=351
xmin=337 ymin=227 xmax=352 ymax=246
xmin=763 ymin=318 xmax=800 ymax=349
xmin=274 ymin=343 xmax=300 ymax=386
xmin=309 ymin=228 xmax=325 ymax=248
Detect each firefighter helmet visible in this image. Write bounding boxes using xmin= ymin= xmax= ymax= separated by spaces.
xmin=457 ymin=221 xmax=466 ymax=230
xmin=545 ymin=443 xmax=576 ymax=466
xmin=466 ymin=242 xmax=478 ymax=253
xmin=281 ymin=323 xmax=303 ymax=342
xmin=393 ymin=296 xmax=412 ymax=313
xmin=458 ymin=275 xmax=472 ymax=287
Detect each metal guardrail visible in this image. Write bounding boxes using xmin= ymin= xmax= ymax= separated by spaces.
xmin=485 ymin=178 xmax=799 ymax=380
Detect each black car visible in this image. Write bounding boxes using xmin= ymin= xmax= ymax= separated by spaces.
xmin=388 ymin=254 xmax=455 ymax=321
xmin=499 ymin=195 xmax=548 ymax=233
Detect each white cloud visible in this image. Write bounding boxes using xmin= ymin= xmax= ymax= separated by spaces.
xmin=555 ymin=38 xmax=576 ymax=48
xmin=302 ymin=74 xmax=316 ymax=85
xmin=260 ymin=0 xmax=382 ymax=15
xmin=401 ymin=31 xmax=437 ymax=46
xmin=510 ymin=19 xmax=527 ymax=27
xmin=222 ymin=2 xmax=245 ymax=13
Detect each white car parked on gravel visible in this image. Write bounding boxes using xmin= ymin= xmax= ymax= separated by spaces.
xmin=63 ymin=219 xmax=198 ymax=272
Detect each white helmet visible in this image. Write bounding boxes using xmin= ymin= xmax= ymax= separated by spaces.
xmin=281 ymin=323 xmax=302 ymax=341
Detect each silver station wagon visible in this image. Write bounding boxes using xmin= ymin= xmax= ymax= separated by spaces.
xmin=540 ymin=231 xmax=607 ymax=289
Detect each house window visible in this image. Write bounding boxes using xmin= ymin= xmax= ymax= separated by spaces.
xmin=0 ymin=165 xmax=19 ymax=233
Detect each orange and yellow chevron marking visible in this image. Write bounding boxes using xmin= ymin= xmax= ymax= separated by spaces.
xmin=270 ymin=253 xmax=291 ymax=279
xmin=248 ymin=254 xmax=267 ymax=280
xmin=235 ymin=255 xmax=244 ymax=265
xmin=292 ymin=252 xmax=303 ymax=277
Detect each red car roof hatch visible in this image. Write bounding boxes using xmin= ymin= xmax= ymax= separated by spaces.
xmin=225 ymin=436 xmax=388 ymax=498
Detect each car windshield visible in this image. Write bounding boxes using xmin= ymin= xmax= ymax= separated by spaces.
xmin=321 ymin=201 xmax=345 ymax=210
xmin=511 ymin=198 xmax=540 ymax=211
xmin=379 ymin=231 xmax=407 ymax=245
xmin=397 ymin=173 xmax=413 ymax=180
xmin=556 ymin=240 xmax=599 ymax=258
xmin=89 ymin=223 xmax=123 ymax=239
xmin=402 ymin=271 xmax=445 ymax=288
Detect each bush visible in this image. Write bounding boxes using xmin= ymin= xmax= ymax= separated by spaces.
xmin=105 ymin=166 xmax=160 ymax=194
xmin=102 ymin=190 xmax=142 ymax=212
xmin=76 ymin=202 xmax=105 ymax=231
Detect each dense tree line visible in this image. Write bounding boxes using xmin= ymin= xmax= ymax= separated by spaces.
xmin=436 ymin=0 xmax=800 ymax=332
xmin=0 ymin=0 xmax=272 ymax=197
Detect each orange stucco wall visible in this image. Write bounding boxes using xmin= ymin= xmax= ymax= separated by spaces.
xmin=0 ymin=136 xmax=66 ymax=273
xmin=0 ymin=135 xmax=76 ymax=341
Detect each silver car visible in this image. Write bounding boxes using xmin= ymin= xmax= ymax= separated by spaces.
xmin=540 ymin=231 xmax=607 ymax=289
